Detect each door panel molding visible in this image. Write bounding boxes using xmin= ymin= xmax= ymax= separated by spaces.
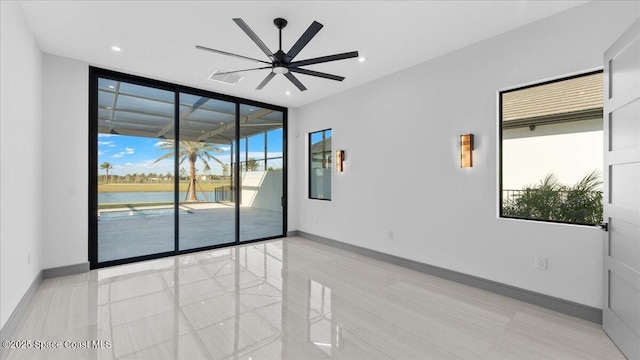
xmin=603 ymin=17 xmax=640 ymax=360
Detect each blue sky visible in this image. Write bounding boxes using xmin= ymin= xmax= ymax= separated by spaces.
xmin=98 ymin=129 xmax=283 ymax=176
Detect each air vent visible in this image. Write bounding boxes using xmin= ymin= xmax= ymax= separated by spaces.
xmin=207 ymin=70 xmax=245 ymax=85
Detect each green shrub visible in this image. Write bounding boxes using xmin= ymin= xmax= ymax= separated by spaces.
xmin=503 ymin=171 xmax=603 ymax=225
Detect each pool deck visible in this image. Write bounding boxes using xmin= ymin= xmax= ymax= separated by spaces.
xmin=98 ymin=204 xmax=283 ymax=263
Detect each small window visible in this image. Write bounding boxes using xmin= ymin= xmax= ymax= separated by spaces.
xmin=500 ymin=71 xmax=604 ymax=225
xmin=309 ymin=129 xmax=332 ymax=200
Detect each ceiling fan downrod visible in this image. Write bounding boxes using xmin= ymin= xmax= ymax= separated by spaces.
xmin=274 ymin=18 xmax=287 ymax=52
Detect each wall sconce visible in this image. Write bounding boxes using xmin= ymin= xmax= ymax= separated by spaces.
xmin=460 ymin=134 xmax=474 ymax=168
xmin=336 ymin=150 xmax=345 ymax=172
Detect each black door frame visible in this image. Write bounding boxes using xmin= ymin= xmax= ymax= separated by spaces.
xmin=89 ymin=67 xmax=288 ymax=269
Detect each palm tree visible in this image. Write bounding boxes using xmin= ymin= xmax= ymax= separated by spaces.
xmin=245 ymin=158 xmax=261 ymax=171
xmin=99 ymin=162 xmax=113 ymax=184
xmin=154 ymin=141 xmax=225 ymax=202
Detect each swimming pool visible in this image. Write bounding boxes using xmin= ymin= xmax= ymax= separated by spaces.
xmin=98 ymin=208 xmax=190 ymax=221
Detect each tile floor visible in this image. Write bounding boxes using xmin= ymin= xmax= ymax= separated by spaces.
xmin=0 ymin=237 xmax=625 ymax=360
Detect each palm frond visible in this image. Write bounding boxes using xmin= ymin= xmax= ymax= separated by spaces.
xmin=153 ymin=152 xmax=175 ymax=164
xmin=155 ymin=140 xmax=227 ymax=177
xmin=573 ymin=170 xmax=602 ymax=192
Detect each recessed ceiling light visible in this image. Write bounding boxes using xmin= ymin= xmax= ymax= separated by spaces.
xmin=219 ymin=122 xmax=224 ymax=125
xmin=358 ymin=57 xmax=366 ymax=62
xmin=106 ymin=106 xmax=112 ymax=110
xmin=108 ymin=85 xmax=115 ymax=89
xmin=285 ymin=91 xmax=291 ymax=96
xmin=110 ymin=45 xmax=122 ymax=52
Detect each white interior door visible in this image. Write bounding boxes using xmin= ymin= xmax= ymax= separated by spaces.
xmin=602 ymin=17 xmax=640 ymax=360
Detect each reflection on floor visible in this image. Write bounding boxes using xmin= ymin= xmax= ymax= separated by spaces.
xmin=98 ymin=204 xmax=282 ymax=262
xmin=1 ymin=237 xmax=625 ymax=360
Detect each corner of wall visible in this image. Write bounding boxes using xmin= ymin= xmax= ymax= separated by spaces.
xmin=41 ymin=54 xmax=89 ymax=270
xmin=287 ymin=107 xmax=301 ymax=232
xmin=0 ymin=0 xmax=44 ymax=330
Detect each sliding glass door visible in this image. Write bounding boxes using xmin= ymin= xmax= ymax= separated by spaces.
xmin=96 ymin=78 xmax=176 ymax=262
xmin=239 ymin=104 xmax=284 ymax=241
xmin=90 ymin=68 xmax=286 ymax=268
xmin=178 ymin=93 xmax=236 ymax=250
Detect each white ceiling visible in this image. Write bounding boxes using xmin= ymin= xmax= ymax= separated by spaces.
xmin=19 ymin=1 xmax=587 ymax=108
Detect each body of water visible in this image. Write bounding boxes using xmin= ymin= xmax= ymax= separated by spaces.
xmin=98 ymin=191 xmax=222 ymax=204
xmin=99 ymin=191 xmax=220 ymax=204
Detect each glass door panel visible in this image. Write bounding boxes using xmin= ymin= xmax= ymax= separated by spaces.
xmin=97 ymin=78 xmax=175 ymax=262
xmin=178 ymin=93 xmax=236 ymax=250
xmin=239 ymin=104 xmax=284 ymax=241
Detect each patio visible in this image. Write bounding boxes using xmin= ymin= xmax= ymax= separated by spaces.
xmin=98 ymin=203 xmax=283 ymax=262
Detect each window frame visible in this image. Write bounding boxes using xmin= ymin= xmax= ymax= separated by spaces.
xmin=498 ymin=69 xmax=603 ymax=227
xmin=308 ymin=128 xmax=332 ymax=201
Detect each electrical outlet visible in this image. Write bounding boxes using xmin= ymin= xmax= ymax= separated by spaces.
xmin=387 ymin=231 xmax=394 ymax=240
xmin=534 ymin=256 xmax=548 ymax=271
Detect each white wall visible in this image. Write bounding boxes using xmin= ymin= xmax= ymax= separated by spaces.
xmin=503 ymin=119 xmax=603 ymax=189
xmin=0 ymin=2 xmax=43 ymax=330
xmin=241 ymin=170 xmax=283 ymax=213
xmin=290 ymin=1 xmax=639 ymax=308
xmin=287 ymin=108 xmax=300 ymax=231
xmin=41 ymin=54 xmax=89 ymax=269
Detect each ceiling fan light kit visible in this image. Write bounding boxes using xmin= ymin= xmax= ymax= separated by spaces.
xmin=196 ymin=17 xmax=359 ymax=91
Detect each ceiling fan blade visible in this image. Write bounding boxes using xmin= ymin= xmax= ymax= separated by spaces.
xmin=213 ymin=67 xmax=271 ymax=76
xmin=289 ymin=67 xmax=345 ymax=81
xmin=284 ymin=21 xmax=323 ymax=63
xmin=289 ymin=51 xmax=359 ymax=67
xmin=195 ymin=45 xmax=271 ymax=64
xmin=256 ymin=72 xmax=276 ymax=90
xmin=233 ymin=18 xmax=275 ymax=61
xmin=284 ymin=72 xmax=307 ymax=91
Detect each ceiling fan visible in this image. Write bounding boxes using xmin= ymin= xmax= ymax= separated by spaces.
xmin=196 ymin=18 xmax=359 ymax=91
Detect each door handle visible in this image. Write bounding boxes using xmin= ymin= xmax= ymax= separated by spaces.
xmin=597 ymin=223 xmax=608 ymax=232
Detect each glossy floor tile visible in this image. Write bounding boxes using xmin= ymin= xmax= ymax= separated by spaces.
xmin=0 ymin=237 xmax=625 ymax=360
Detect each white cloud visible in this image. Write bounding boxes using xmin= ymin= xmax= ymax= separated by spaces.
xmin=108 ymin=144 xmax=117 ymax=147
xmin=98 ymin=149 xmax=112 ymax=157
xmin=125 ymin=147 xmax=134 ymax=154
xmin=112 ymin=152 xmax=125 ymax=158
xmin=98 ymin=141 xmax=114 ymax=146
xmin=111 ymin=159 xmax=172 ymax=176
